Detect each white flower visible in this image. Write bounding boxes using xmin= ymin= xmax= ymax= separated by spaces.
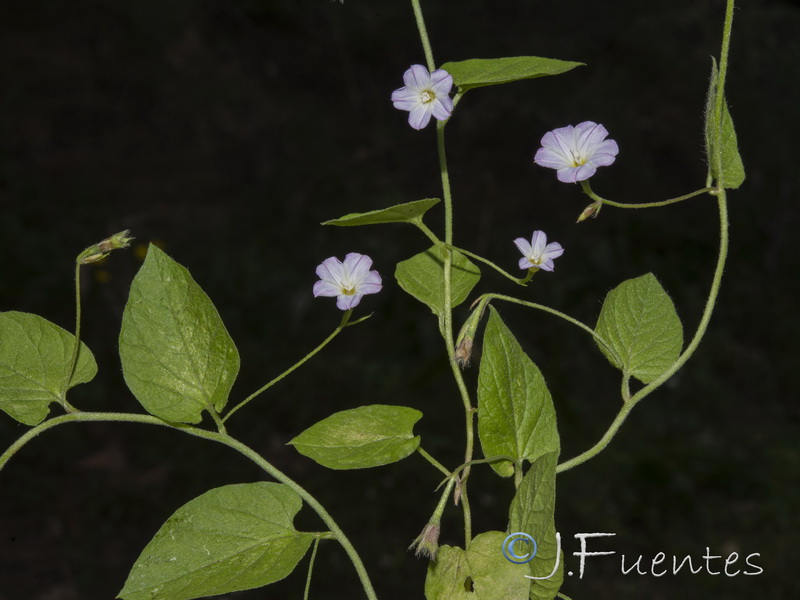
xmin=514 ymin=231 xmax=564 ymax=272
xmin=313 ymin=253 xmax=382 ymax=310
xmin=391 ymin=65 xmax=454 ymax=130
xmin=534 ymin=121 xmax=619 ymax=183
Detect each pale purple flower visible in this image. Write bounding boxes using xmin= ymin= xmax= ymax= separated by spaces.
xmin=313 ymin=253 xmax=382 ymax=310
xmin=391 ymin=65 xmax=453 ymax=130
xmin=534 ymin=121 xmax=619 ymax=183
xmin=514 ymin=231 xmax=564 ymax=272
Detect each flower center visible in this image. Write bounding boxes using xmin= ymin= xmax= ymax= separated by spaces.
xmin=528 ymin=255 xmax=542 ymax=265
xmin=420 ymin=90 xmax=434 ymax=104
xmin=569 ymin=150 xmax=587 ymax=167
xmin=341 ymin=285 xmax=356 ymax=296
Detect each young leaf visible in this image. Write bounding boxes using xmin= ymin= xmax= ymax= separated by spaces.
xmin=594 ymin=273 xmax=683 ymax=384
xmin=395 ymin=246 xmax=481 ymax=316
xmin=119 ymin=482 xmax=314 ymax=600
xmin=323 ymin=198 xmax=440 ymax=227
xmin=439 ymin=56 xmax=583 ymax=93
xmin=704 ymin=57 xmax=745 ymax=189
xmin=509 ymin=452 xmax=563 ymax=600
xmin=425 ymin=531 xmax=531 ymax=600
xmin=477 ymin=307 xmax=559 ymax=477
xmin=119 ymin=245 xmax=240 ymax=424
xmin=288 ymin=404 xmax=422 ymax=469
xmin=0 ymin=311 xmax=97 ymax=426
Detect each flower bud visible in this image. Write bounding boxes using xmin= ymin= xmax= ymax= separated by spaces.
xmin=78 ymin=230 xmax=134 ymax=264
xmin=409 ymin=522 xmax=440 ymax=560
xmin=576 ymin=201 xmax=602 ymax=223
xmin=454 ymin=304 xmax=486 ymax=369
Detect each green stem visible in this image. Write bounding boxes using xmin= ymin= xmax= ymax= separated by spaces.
xmin=207 ymin=407 xmax=227 ymax=435
xmin=223 ymin=310 xmax=352 ymax=423
xmin=447 ymin=244 xmax=528 ymax=286
xmin=440 ymin=455 xmax=517 ymax=485
xmin=417 ymin=447 xmax=451 ymax=477
xmin=409 ymin=0 xmax=435 ymax=72
xmin=713 ymin=0 xmax=736 ymax=182
xmin=303 ymin=538 xmax=320 ymax=600
xmin=410 ymin=0 xmax=475 ymax=546
xmin=438 ymin=118 xmax=475 ymax=547
xmin=581 ymin=181 xmax=714 ymax=209
xmin=556 ymin=402 xmax=635 ymax=474
xmin=558 ymin=192 xmax=729 ymax=473
xmin=61 ymin=262 xmax=83 ymax=413
xmin=432 ymin=476 xmax=457 ymax=520
xmin=415 ymin=220 xmax=443 ymax=246
xmin=476 ymin=293 xmax=619 ymax=362
xmin=0 ymin=412 xmax=379 ymax=600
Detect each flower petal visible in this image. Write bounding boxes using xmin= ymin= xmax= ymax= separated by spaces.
xmin=316 ymin=257 xmax=344 ymax=285
xmin=513 ymin=237 xmax=533 ymax=257
xmin=429 ymin=69 xmax=453 ymax=95
xmin=538 ymin=259 xmax=555 ymax=272
xmin=313 ymin=280 xmax=341 ymax=298
xmin=530 ymin=231 xmax=548 ymax=257
xmin=403 ymin=64 xmax=431 ymax=90
xmin=542 ymin=242 xmax=565 ymax=260
xmin=429 ymin=97 xmax=452 ymax=122
xmin=556 ymin=167 xmax=579 ymax=183
xmin=572 ymin=164 xmax=597 ymax=182
xmin=336 ymin=293 xmax=363 ymax=311
xmin=408 ymin=104 xmax=433 ymax=130
xmin=343 ymin=252 xmax=373 ymax=279
xmin=519 ymin=257 xmax=534 ymax=270
xmin=534 ymin=146 xmax=570 ymax=170
xmin=391 ymin=88 xmax=422 ymax=110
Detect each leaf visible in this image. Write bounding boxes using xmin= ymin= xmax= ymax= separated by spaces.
xmin=395 ymin=246 xmax=481 ymax=316
xmin=439 ymin=57 xmax=583 ymax=93
xmin=119 ymin=482 xmax=314 ymax=600
xmin=704 ymin=57 xmax=745 ymax=189
xmin=594 ymin=273 xmax=683 ymax=384
xmin=425 ymin=531 xmax=531 ymax=600
xmin=477 ymin=308 xmax=559 ymax=477
xmin=288 ymin=404 xmax=422 ymax=469
xmin=119 ymin=245 xmax=240 ymax=424
xmin=508 ymin=453 xmax=563 ymax=600
xmin=0 ymin=311 xmax=97 ymax=426
xmin=323 ymin=198 xmax=440 ymax=227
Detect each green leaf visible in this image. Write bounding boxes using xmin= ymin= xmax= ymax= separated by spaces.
xmin=0 ymin=311 xmax=97 ymax=426
xmin=119 ymin=482 xmax=314 ymax=600
xmin=509 ymin=453 xmax=563 ymax=600
xmin=425 ymin=531 xmax=531 ymax=600
xmin=594 ymin=273 xmax=683 ymax=384
xmin=119 ymin=245 xmax=240 ymax=424
xmin=288 ymin=404 xmax=422 ymax=469
xmin=395 ymin=246 xmax=481 ymax=316
xmin=704 ymin=57 xmax=745 ymax=189
xmin=477 ymin=308 xmax=559 ymax=477
xmin=439 ymin=57 xmax=583 ymax=93
xmin=323 ymin=198 xmax=440 ymax=227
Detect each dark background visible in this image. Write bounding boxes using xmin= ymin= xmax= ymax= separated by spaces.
xmin=1 ymin=0 xmax=797 ymax=598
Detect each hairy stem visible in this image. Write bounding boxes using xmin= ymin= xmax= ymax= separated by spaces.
xmin=558 ymin=191 xmax=729 ymax=473
xmin=0 ymin=412 xmax=379 ymax=600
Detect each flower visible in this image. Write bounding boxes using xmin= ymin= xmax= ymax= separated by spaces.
xmin=313 ymin=253 xmax=382 ymax=310
xmin=534 ymin=121 xmax=619 ymax=183
xmin=391 ymin=65 xmax=454 ymax=130
xmin=514 ymin=231 xmax=564 ymax=272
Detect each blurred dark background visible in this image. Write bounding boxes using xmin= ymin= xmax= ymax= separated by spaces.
xmin=1 ymin=0 xmax=798 ymax=598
